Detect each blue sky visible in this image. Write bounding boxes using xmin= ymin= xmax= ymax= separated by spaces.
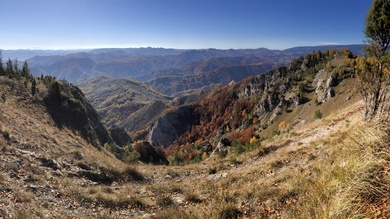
xmin=0 ymin=0 xmax=372 ymax=50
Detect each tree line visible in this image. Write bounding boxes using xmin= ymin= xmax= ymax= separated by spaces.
xmin=0 ymin=51 xmax=37 ymax=96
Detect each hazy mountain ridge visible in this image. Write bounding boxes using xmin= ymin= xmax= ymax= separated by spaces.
xmin=0 ymin=49 xmax=89 ymax=61
xmin=147 ymin=63 xmax=274 ymax=95
xmin=22 ymin=45 xmax=365 ymax=83
xmin=137 ymin=56 xmax=277 ymax=82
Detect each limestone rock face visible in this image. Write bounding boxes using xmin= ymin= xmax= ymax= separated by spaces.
xmin=313 ymin=69 xmax=335 ymax=103
xmin=148 ymin=105 xmax=199 ymax=147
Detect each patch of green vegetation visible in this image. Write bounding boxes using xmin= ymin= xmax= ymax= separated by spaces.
xmin=218 ymin=150 xmax=228 ymax=159
xmin=314 ymin=109 xmax=323 ymax=120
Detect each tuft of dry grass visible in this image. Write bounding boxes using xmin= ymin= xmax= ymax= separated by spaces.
xmin=184 ymin=192 xmax=202 ymax=203
xmin=153 ymin=207 xmax=199 ymax=219
xmin=156 ymin=196 xmax=175 ymax=207
xmin=216 ymin=205 xmax=242 ymax=219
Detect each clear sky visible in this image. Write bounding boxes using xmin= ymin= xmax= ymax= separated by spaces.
xmin=0 ymin=0 xmax=372 ymax=50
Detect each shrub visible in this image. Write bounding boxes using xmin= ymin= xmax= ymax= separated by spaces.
xmin=166 ymin=169 xmax=179 ymax=178
xmin=208 ymin=167 xmax=217 ymax=174
xmin=192 ymin=153 xmax=202 ymax=163
xmin=202 ymin=151 xmax=208 ymax=160
xmin=314 ymin=109 xmax=323 ymax=120
xmin=218 ymin=150 xmax=228 ymax=159
xmin=238 ymin=127 xmax=254 ymax=145
xmin=102 ymin=187 xmax=113 ymax=194
xmin=170 ymin=152 xmax=182 ymax=166
xmin=0 ymin=173 xmax=5 ymax=184
xmin=1 ymin=93 xmax=6 ymax=102
xmin=278 ymin=121 xmax=287 ymax=131
xmin=271 ymin=160 xmax=284 ymax=169
xmin=267 ymin=129 xmax=280 ymax=139
xmin=156 ymin=196 xmax=175 ymax=207
xmin=298 ymin=82 xmax=305 ymax=92
xmin=124 ymin=151 xmax=141 ymax=163
xmin=233 ymin=144 xmax=244 ymax=154
xmin=152 ymin=208 xmax=194 ymax=219
xmin=229 ymin=157 xmax=242 ymax=166
xmin=217 ymin=205 xmax=242 ymax=219
xmin=104 ymin=142 xmax=118 ymax=156
xmin=121 ymin=167 xmax=144 ymax=182
xmin=72 ymin=151 xmax=83 ymax=160
xmin=184 ymin=193 xmax=202 ymax=203
xmin=231 ymin=140 xmax=244 ymax=154
xmin=2 ymin=130 xmax=10 ymax=141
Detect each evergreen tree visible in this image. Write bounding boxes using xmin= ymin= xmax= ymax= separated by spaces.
xmin=22 ymin=60 xmax=31 ymax=78
xmin=31 ymin=78 xmax=37 ymax=96
xmin=6 ymin=58 xmax=14 ymax=77
xmin=365 ymin=0 xmax=390 ymax=58
xmin=358 ymin=0 xmax=390 ymax=118
xmin=0 ymin=51 xmax=4 ymax=75
xmin=13 ymin=58 xmax=19 ymax=75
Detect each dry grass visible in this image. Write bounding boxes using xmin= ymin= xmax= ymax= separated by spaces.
xmin=129 ymin=100 xmax=388 ymax=218
xmin=1 ymin=74 xmax=388 ymax=218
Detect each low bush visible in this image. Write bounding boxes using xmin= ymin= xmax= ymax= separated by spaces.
xmin=156 ymin=196 xmax=175 ymax=207
xmin=314 ymin=109 xmax=323 ymax=120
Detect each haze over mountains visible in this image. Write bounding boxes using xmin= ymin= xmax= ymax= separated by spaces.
xmin=2 ymin=45 xmax=364 ymax=87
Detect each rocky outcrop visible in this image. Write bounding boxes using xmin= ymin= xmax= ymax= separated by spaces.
xmin=148 ymin=105 xmax=199 ymax=147
xmin=210 ymin=138 xmax=231 ymax=156
xmin=44 ymin=81 xmax=112 ymax=147
xmin=313 ymin=69 xmax=335 ymax=103
xmin=110 ymin=127 xmax=132 ymax=147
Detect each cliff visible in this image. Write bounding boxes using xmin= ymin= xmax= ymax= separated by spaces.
xmin=148 ymin=105 xmax=199 ymax=147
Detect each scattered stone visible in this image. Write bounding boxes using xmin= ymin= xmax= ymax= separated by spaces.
xmin=208 ymin=173 xmax=228 ymax=181
xmin=37 ymin=157 xmax=59 ymax=170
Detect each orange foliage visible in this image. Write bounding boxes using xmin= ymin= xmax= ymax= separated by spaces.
xmin=238 ymin=127 xmax=254 ymax=145
xmin=169 ymin=84 xmax=258 ymax=159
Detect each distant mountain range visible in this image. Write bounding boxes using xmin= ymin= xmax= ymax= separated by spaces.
xmin=146 ymin=63 xmax=274 ymax=95
xmin=0 ymin=47 xmax=185 ymax=61
xmin=1 ymin=45 xmax=365 ymax=84
xmin=0 ymin=49 xmax=89 ymax=61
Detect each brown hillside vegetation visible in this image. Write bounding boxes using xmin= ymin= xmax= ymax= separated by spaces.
xmin=76 ymin=76 xmax=172 ymax=134
xmin=1 ymin=49 xmax=389 ymax=218
xmin=1 ymin=73 xmax=389 ymax=218
xmin=164 ymin=49 xmax=358 ymax=160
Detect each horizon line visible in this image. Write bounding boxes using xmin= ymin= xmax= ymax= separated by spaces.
xmin=0 ymin=43 xmax=366 ymax=52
